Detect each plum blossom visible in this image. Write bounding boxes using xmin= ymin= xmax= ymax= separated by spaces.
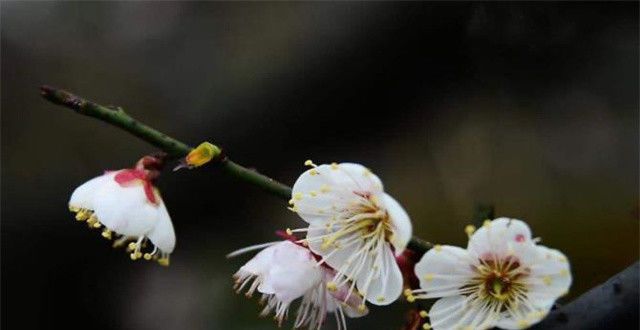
xmin=410 ymin=218 xmax=572 ymax=330
xmin=68 ymin=155 xmax=175 ymax=266
xmin=289 ymin=161 xmax=412 ymax=306
xmin=230 ymin=240 xmax=368 ymax=329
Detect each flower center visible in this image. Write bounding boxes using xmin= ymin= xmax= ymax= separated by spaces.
xmin=470 ymin=256 xmax=529 ymax=308
xmin=320 ymin=192 xmax=392 ymax=250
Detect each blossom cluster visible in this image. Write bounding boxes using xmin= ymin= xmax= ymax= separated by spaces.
xmin=68 ymin=158 xmax=571 ymax=330
xmin=228 ymin=162 xmax=572 ymax=330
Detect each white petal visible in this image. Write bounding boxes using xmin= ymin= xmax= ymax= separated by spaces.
xmin=92 ymin=179 xmax=157 ymax=237
xmin=525 ymin=245 xmax=572 ymax=307
xmin=414 ymin=245 xmax=474 ymax=298
xmin=468 ymin=218 xmax=536 ymax=262
xmin=495 ymin=300 xmax=551 ymax=330
xmin=68 ymin=172 xmax=112 ymax=209
xmin=237 ymin=242 xmax=277 ymax=276
xmin=146 ymin=199 xmax=176 ymax=253
xmin=306 ymin=219 xmax=365 ymax=272
xmin=260 ymin=241 xmax=323 ymax=304
xmin=291 ymin=163 xmax=384 ymax=224
xmin=381 ymin=193 xmax=412 ymax=255
xmin=428 ymin=295 xmax=498 ymax=330
xmin=361 ymin=245 xmax=403 ymax=305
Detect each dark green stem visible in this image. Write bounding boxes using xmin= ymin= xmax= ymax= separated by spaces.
xmin=40 ymin=85 xmax=431 ymax=252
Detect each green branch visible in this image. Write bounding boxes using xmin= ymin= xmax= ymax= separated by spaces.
xmin=40 ymin=85 xmax=431 ymax=252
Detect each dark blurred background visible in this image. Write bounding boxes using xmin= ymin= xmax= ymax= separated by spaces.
xmin=1 ymin=2 xmax=638 ymax=329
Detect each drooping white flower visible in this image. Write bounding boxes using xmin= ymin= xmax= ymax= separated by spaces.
xmin=68 ymin=156 xmax=175 ymax=266
xmin=231 ymin=240 xmax=368 ymax=329
xmin=411 ymin=218 xmax=572 ymax=330
xmin=289 ymin=161 xmax=412 ymax=306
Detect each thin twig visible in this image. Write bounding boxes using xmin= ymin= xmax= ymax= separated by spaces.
xmin=40 ymin=85 xmax=432 ymax=252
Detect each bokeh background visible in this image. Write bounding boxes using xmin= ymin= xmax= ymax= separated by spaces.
xmin=2 ymin=2 xmax=638 ymax=329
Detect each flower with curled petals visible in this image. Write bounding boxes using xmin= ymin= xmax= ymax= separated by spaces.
xmin=68 ymin=155 xmax=175 ymax=265
xmin=289 ymin=161 xmax=412 ymax=306
xmin=410 ymin=218 xmax=572 ymax=330
xmin=230 ymin=240 xmax=368 ymax=329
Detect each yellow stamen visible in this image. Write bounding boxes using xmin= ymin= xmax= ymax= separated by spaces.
xmin=101 ymin=229 xmax=112 ymax=240
xmin=465 ymin=224 xmax=476 ymax=237
xmin=419 ymin=310 xmax=428 ymax=318
xmin=157 ymin=257 xmax=170 ymax=266
xmin=422 ymin=323 xmax=432 ymax=329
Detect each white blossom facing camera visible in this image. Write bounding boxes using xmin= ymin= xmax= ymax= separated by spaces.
xmin=289 ymin=161 xmax=412 ymax=306
xmin=68 ymin=155 xmax=175 ymax=266
xmin=230 ymin=239 xmax=368 ymax=329
xmin=410 ymin=218 xmax=572 ymax=330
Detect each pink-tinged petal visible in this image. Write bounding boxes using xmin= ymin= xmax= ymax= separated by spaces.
xmin=382 ymin=193 xmax=412 ymax=255
xmin=468 ymin=218 xmax=536 ymax=261
xmin=414 ymin=245 xmax=474 ymax=298
xmin=260 ymin=241 xmax=323 ymax=303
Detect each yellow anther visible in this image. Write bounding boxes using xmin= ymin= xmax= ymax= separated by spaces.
xmin=434 ymin=245 xmax=442 ymax=252
xmin=157 ymin=257 xmax=170 ymax=266
xmin=287 ymin=206 xmax=299 ymax=213
xmin=465 ymin=224 xmax=476 ymax=237
xmin=424 ymin=273 xmax=434 ymax=281
xmin=69 ymin=205 xmax=79 ymax=212
xmin=288 ymin=198 xmax=294 ymax=205
xmin=320 ymin=184 xmax=330 ymax=193
xmin=309 ymin=169 xmax=319 ymax=176
xmin=357 ymin=304 xmax=366 ymax=312
xmin=185 ymin=142 xmax=221 ymax=167
xmin=127 ymin=242 xmax=137 ymax=251
xmin=304 ymin=160 xmax=317 ymax=167
xmin=406 ymin=295 xmax=415 ymax=303
xmin=419 ymin=310 xmax=428 ymax=318
xmin=517 ymin=320 xmax=529 ymax=328
xmin=92 ymin=221 xmax=101 ymax=228
xmin=483 ymin=219 xmax=492 ymax=227
xmin=326 ymin=281 xmax=337 ymax=292
xmin=376 ymin=296 xmax=385 ymax=303
xmin=293 ymin=192 xmax=304 ymax=200
xmin=403 ymin=288 xmax=412 ymax=296
xmin=143 ymin=253 xmax=153 ymax=260
xmin=75 ymin=211 xmax=89 ymax=221
xmin=330 ymin=162 xmax=339 ymax=170
xmin=101 ymin=229 xmax=112 ymax=240
xmin=285 ymin=228 xmax=293 ymax=235
xmin=422 ymin=323 xmax=432 ymax=330
xmin=309 ymin=191 xmax=318 ymax=197
xmin=130 ymin=252 xmax=141 ymax=260
xmin=543 ymin=276 xmax=553 ymax=285
xmin=363 ymin=168 xmax=372 ymax=176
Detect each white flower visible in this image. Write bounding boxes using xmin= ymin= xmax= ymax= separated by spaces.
xmin=68 ymin=168 xmax=175 ymax=266
xmin=290 ymin=161 xmax=412 ymax=306
xmin=231 ymin=240 xmax=368 ymax=329
xmin=411 ymin=218 xmax=572 ymax=330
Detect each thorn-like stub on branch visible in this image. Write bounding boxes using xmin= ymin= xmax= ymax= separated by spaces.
xmin=40 ymin=85 xmax=86 ymax=110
